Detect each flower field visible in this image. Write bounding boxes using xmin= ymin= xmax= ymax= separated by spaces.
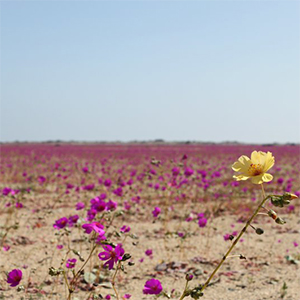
xmin=0 ymin=143 xmax=299 ymax=300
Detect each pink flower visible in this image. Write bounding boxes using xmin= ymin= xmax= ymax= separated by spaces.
xmin=145 ymin=249 xmax=153 ymax=256
xmin=184 ymin=168 xmax=194 ymax=177
xmin=143 ymin=278 xmax=163 ymax=295
xmin=66 ymin=258 xmax=77 ymax=269
xmin=38 ymin=176 xmax=46 ymax=184
xmin=120 ymin=225 xmax=131 ymax=233
xmin=7 ymin=269 xmax=22 ymax=287
xmin=98 ymin=244 xmax=125 ymax=270
xmin=75 ymin=202 xmax=85 ymax=210
xmin=104 ymin=179 xmax=112 ymax=187
xmin=68 ymin=215 xmax=79 ymax=227
xmin=82 ymin=167 xmax=89 ymax=173
xmin=113 ymin=187 xmax=123 ymax=197
xmin=3 ymin=245 xmax=10 ymax=251
xmin=172 ymin=167 xmax=180 ymax=176
xmin=82 ymin=222 xmax=105 ymax=237
xmin=223 ymin=234 xmax=231 ymax=241
xmin=2 ymin=187 xmax=12 ymax=196
xmin=198 ymin=217 xmax=207 ymax=228
xmin=106 ymin=200 xmax=117 ymax=211
xmin=15 ymin=202 xmax=23 ymax=209
xmin=152 ymin=207 xmax=161 ymax=218
xmin=53 ymin=217 xmax=68 ymax=229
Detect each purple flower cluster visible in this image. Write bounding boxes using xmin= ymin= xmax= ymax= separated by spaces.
xmin=53 ymin=215 xmax=79 ymax=230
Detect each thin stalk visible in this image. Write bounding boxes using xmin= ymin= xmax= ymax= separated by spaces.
xmin=63 ymin=271 xmax=72 ymax=300
xmin=261 ymin=184 xmax=266 ymax=199
xmin=112 ymin=261 xmax=121 ymax=300
xmin=178 ymin=280 xmax=189 ymax=300
xmin=199 ymin=193 xmax=270 ymax=293
xmin=70 ymin=244 xmax=97 ymax=286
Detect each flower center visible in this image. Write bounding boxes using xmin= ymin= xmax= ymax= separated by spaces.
xmin=248 ymin=164 xmax=263 ymax=176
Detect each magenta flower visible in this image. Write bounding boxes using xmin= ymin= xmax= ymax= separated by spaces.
xmin=53 ymin=217 xmax=68 ymax=229
xmin=82 ymin=223 xmax=94 ymax=234
xmin=223 ymin=233 xmax=231 ymax=241
xmin=177 ymin=232 xmax=185 ymax=238
xmin=184 ymin=168 xmax=194 ymax=177
xmin=152 ymin=207 xmax=161 ymax=218
xmin=82 ymin=222 xmax=105 ymax=236
xmin=3 ymin=245 xmax=10 ymax=251
xmin=120 ymin=225 xmax=131 ymax=233
xmin=113 ymin=187 xmax=123 ymax=197
xmin=82 ymin=167 xmax=89 ymax=173
xmin=66 ymin=258 xmax=77 ymax=269
xmin=11 ymin=189 xmax=20 ymax=196
xmin=38 ymin=176 xmax=46 ymax=184
xmin=145 ymin=249 xmax=153 ymax=256
xmin=83 ymin=184 xmax=95 ymax=191
xmin=98 ymin=244 xmax=124 ymax=270
xmin=66 ymin=183 xmax=74 ymax=189
xmin=124 ymin=294 xmax=131 ymax=299
xmin=15 ymin=202 xmax=23 ymax=209
xmin=277 ymin=177 xmax=284 ymax=184
xmin=198 ymin=217 xmax=207 ymax=228
xmin=76 ymin=202 xmax=85 ymax=210
xmin=106 ymin=200 xmax=117 ymax=211
xmin=7 ymin=269 xmax=22 ymax=287
xmin=95 ymin=231 xmax=107 ymax=243
xmin=86 ymin=208 xmax=97 ymax=221
xmin=91 ymin=197 xmax=106 ymax=212
xmin=104 ymin=179 xmax=112 ymax=187
xmin=143 ymin=278 xmax=163 ymax=295
xmin=2 ymin=187 xmax=12 ymax=196
xmin=172 ymin=167 xmax=180 ymax=176
xmin=68 ymin=215 xmax=79 ymax=227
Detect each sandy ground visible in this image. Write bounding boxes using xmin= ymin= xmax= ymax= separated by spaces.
xmin=1 ymin=195 xmax=299 ymax=300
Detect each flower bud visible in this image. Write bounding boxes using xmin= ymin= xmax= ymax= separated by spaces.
xmin=268 ymin=209 xmax=277 ymax=220
xmin=270 ymin=193 xmax=297 ymax=207
xmin=121 ymin=253 xmax=132 ymax=261
xmin=186 ymin=273 xmax=194 ymax=281
xmin=282 ymin=193 xmax=298 ymax=200
xmin=48 ymin=267 xmax=64 ymax=276
xmin=255 ymin=228 xmax=264 ymax=235
xmin=275 ymin=217 xmax=286 ymax=225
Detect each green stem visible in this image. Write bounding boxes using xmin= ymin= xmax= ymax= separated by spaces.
xmin=200 ymin=194 xmax=271 ymax=293
xmin=178 ymin=280 xmax=189 ymax=300
xmin=70 ymin=244 xmax=97 ymax=287
xmin=112 ymin=261 xmax=121 ymax=300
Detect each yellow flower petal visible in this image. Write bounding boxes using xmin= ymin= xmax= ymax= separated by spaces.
xmin=232 ymin=155 xmax=250 ymax=172
xmin=263 ymin=152 xmax=275 ymax=172
xmin=251 ymin=174 xmax=264 ymax=184
xmin=251 ymin=151 xmax=262 ymax=164
xmin=262 ymin=173 xmax=273 ymax=182
xmin=233 ymin=175 xmax=250 ymax=181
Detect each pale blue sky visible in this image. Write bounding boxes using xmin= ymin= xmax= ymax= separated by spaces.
xmin=1 ymin=1 xmax=299 ymax=143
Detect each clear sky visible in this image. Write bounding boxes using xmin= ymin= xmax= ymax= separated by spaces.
xmin=1 ymin=1 xmax=299 ymax=144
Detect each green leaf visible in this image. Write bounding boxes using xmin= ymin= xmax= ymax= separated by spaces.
xmin=84 ymin=272 xmax=96 ymax=284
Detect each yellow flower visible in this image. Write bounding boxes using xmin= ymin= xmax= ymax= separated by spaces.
xmin=232 ymin=151 xmax=275 ymax=184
